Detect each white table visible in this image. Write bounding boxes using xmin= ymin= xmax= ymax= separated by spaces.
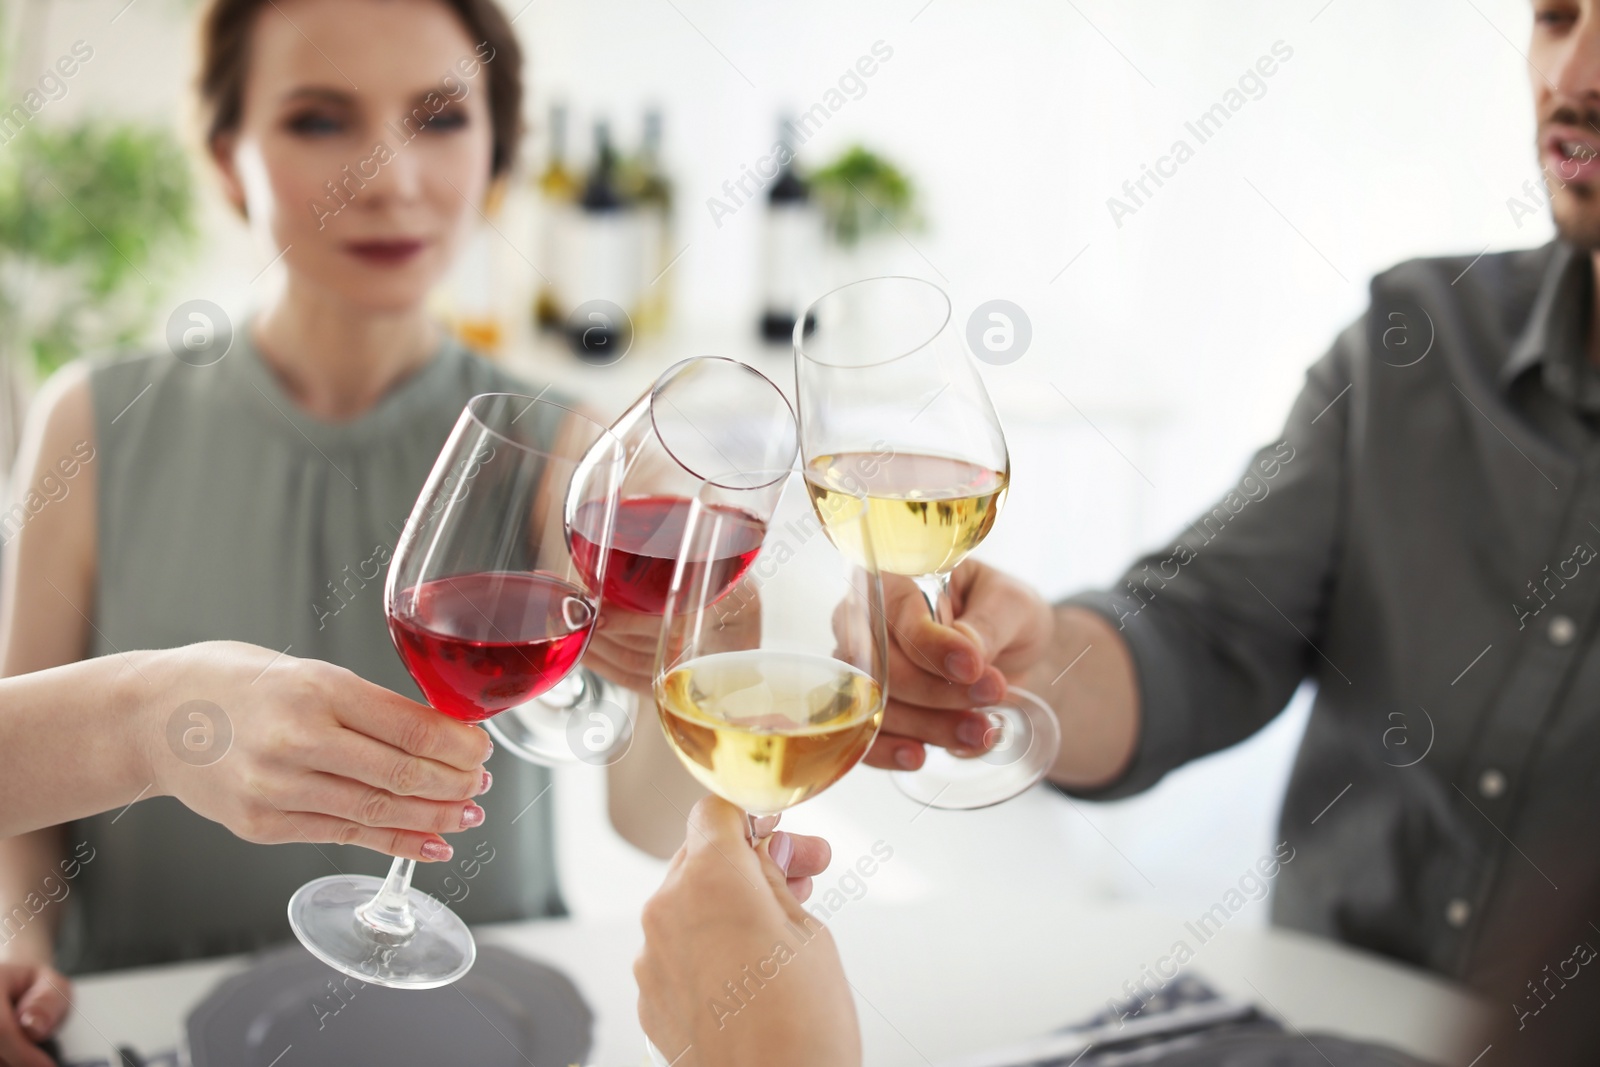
xmin=57 ymin=894 xmax=1488 ymax=1067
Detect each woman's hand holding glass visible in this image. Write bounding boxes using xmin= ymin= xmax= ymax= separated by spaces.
xmin=0 ymin=641 xmax=493 ymax=1067
xmin=0 ymin=641 xmax=493 ymax=854
xmin=635 ymin=796 xmax=859 ymax=1067
xmin=144 ymin=641 xmax=493 ymax=861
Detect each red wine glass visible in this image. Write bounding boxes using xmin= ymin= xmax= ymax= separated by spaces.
xmin=487 ymin=357 xmax=799 ymax=765
xmin=287 ymin=393 xmax=623 ymax=989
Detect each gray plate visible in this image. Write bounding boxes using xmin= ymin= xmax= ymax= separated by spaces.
xmin=185 ymin=944 xmax=592 ymax=1067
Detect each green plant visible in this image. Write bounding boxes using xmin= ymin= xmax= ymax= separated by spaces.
xmin=0 ymin=120 xmax=197 ymax=378
xmin=808 ymin=145 xmax=919 ymax=248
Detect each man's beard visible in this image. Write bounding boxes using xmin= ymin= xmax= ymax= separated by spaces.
xmin=1552 ymin=185 xmax=1600 ymax=250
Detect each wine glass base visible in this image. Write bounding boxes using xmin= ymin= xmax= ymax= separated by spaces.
xmin=891 ymin=688 xmax=1062 ymax=811
xmin=287 ymin=875 xmax=476 ymax=989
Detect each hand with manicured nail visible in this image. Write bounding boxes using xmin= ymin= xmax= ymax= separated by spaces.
xmin=141 ymin=642 xmax=494 ymax=865
xmin=744 ymin=814 xmax=824 ymax=903
xmin=634 ymin=797 xmax=857 ymax=1067
xmin=0 ymin=644 xmax=492 ymax=1056
xmin=859 ymin=566 xmax=1054 ymax=772
xmin=0 ymin=642 xmax=493 ymax=863
xmin=0 ymin=961 xmax=68 ymax=1067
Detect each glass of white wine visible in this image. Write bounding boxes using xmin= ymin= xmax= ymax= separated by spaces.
xmin=654 ymin=468 xmax=887 ymax=831
xmin=644 ymin=469 xmax=887 ymax=1067
xmin=795 ymin=275 xmax=1061 ymax=811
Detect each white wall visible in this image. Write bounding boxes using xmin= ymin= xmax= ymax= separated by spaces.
xmin=17 ymin=0 xmax=1550 ymax=923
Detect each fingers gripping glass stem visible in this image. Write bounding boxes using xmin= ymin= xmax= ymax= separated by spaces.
xmin=913 ymin=572 xmax=953 ymax=627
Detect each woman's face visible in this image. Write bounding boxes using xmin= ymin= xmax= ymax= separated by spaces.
xmin=214 ymin=0 xmax=497 ymax=314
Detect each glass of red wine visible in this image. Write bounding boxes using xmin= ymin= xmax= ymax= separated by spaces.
xmin=287 ymin=393 xmax=623 ymax=989
xmin=486 ymin=357 xmax=798 ymax=766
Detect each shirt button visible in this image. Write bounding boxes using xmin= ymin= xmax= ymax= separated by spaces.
xmin=1478 ymin=769 xmax=1507 ymax=798
xmin=1549 ymin=615 xmax=1577 ymax=646
xmin=1446 ymin=899 xmax=1471 ymax=928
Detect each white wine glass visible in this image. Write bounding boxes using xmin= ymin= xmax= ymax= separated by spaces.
xmin=654 ymin=467 xmax=886 ymax=824
xmin=794 ymin=275 xmax=1061 ymax=811
xmin=644 ymin=469 xmax=887 ymax=1065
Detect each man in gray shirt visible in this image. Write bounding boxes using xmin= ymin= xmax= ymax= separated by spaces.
xmin=866 ymin=2 xmax=1600 ymax=1007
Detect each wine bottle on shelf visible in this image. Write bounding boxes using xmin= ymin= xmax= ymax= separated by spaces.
xmin=446 ymin=181 xmax=507 ymax=353
xmin=581 ymin=119 xmax=624 ymax=212
xmin=759 ymin=116 xmax=823 ymax=344
xmin=628 ymin=108 xmax=674 ymax=335
xmin=534 ymin=103 xmax=578 ymax=332
xmin=566 ymin=119 xmax=642 ymax=362
xmin=634 ymin=110 xmax=672 ymax=212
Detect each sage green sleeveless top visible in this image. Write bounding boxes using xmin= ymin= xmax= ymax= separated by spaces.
xmin=60 ymin=330 xmax=565 ymax=974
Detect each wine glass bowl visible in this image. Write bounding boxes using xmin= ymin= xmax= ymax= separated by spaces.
xmin=803 ymin=451 xmax=1008 ymax=607
xmin=569 ymin=496 xmax=766 ymax=616
xmin=653 ymin=470 xmax=888 ymax=822
xmin=388 ymin=570 xmax=596 ymax=721
xmin=655 ymin=649 xmax=884 ymax=817
xmin=287 ymin=393 xmax=623 ymax=989
xmin=570 ymin=356 xmax=797 ymax=614
xmin=491 ymin=358 xmax=799 ymax=765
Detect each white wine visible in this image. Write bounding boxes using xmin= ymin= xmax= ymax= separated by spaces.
xmin=805 ymin=452 xmax=1008 ymax=577
xmin=655 ymin=650 xmax=884 ymax=816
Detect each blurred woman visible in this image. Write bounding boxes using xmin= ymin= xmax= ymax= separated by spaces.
xmin=0 ymin=0 xmax=699 ymax=1052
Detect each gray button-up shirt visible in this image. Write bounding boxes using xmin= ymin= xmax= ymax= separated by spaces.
xmin=1067 ymin=240 xmax=1600 ymax=997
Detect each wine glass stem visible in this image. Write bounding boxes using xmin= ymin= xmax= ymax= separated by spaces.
xmin=912 ymin=572 xmax=954 ymax=626
xmin=914 ymin=570 xmax=1008 ymax=742
xmin=355 ymin=857 xmax=419 ymax=940
xmin=542 ymin=668 xmax=591 ymax=710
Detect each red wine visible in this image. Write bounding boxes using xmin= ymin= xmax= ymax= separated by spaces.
xmin=388 ymin=571 xmax=595 ymax=722
xmin=570 ymin=495 xmax=766 ymax=616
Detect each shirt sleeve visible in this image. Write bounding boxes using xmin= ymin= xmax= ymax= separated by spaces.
xmin=1058 ymin=319 xmax=1360 ymax=800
